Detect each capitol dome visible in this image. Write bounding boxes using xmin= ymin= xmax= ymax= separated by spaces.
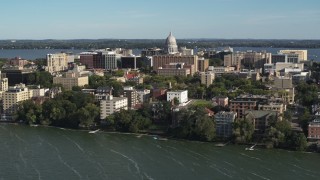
xmin=165 ymin=32 xmax=178 ymax=54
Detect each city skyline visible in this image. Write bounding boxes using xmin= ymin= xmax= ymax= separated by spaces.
xmin=1 ymin=0 xmax=320 ymax=40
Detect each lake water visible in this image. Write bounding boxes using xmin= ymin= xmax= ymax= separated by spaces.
xmin=0 ymin=47 xmax=319 ymax=61
xmin=0 ymin=124 xmax=319 ymax=180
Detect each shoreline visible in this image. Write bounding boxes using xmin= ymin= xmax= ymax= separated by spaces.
xmin=1 ymin=122 xmax=318 ymax=153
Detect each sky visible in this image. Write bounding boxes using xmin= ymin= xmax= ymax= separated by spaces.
xmin=1 ymin=0 xmax=320 ymax=39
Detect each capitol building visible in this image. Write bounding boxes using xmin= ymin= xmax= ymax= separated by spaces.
xmin=165 ymin=32 xmax=179 ymax=54
xmin=152 ymin=32 xmax=199 ymax=76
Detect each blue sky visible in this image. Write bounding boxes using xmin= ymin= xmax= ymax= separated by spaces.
xmin=1 ymin=0 xmax=319 ymax=39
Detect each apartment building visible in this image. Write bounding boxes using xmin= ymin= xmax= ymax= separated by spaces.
xmin=100 ymin=95 xmax=128 ymax=119
xmin=46 ymin=53 xmax=69 ymax=73
xmin=200 ymin=71 xmax=215 ymax=87
xmin=53 ymin=71 xmax=88 ymax=91
xmin=3 ymin=84 xmax=31 ymax=114
xmin=214 ymin=111 xmax=237 ymax=138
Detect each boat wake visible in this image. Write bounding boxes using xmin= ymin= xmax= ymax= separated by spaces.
xmin=240 ymin=153 xmax=261 ymax=161
xmin=250 ymin=172 xmax=270 ymax=180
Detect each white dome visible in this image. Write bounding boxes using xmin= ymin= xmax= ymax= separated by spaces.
xmin=165 ymin=32 xmax=178 ymax=54
xmin=165 ymin=32 xmax=177 ymax=46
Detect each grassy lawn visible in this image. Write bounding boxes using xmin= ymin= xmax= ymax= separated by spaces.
xmin=191 ymin=99 xmax=212 ymax=108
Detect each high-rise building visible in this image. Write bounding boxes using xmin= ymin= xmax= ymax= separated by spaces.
xmin=102 ymin=52 xmax=121 ymax=70
xmin=46 ymin=53 xmax=69 ymax=73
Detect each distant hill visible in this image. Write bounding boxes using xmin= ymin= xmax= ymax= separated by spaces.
xmin=0 ymin=39 xmax=320 ymax=49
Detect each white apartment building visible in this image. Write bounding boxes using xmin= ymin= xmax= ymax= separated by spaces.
xmin=100 ymin=95 xmax=128 ymax=119
xmin=167 ymin=90 xmax=188 ymax=105
xmin=200 ymin=71 xmax=215 ymax=87
xmin=3 ymin=84 xmax=31 ymax=114
xmin=46 ymin=53 xmax=69 ymax=73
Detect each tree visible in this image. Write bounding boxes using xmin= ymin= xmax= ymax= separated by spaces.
xmin=112 ymin=109 xmax=152 ymax=133
xmin=173 ymin=97 xmax=179 ymax=106
xmin=78 ymin=103 xmax=100 ymax=128
xmin=35 ymin=71 xmax=53 ymax=88
xmin=233 ymin=119 xmax=254 ymax=143
xmin=15 ymin=100 xmax=42 ymax=125
xmin=288 ymin=132 xmax=307 ymax=151
xmin=170 ymin=107 xmax=216 ymax=141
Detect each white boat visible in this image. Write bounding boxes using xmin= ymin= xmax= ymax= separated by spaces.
xmin=89 ymin=129 xmax=100 ymax=134
xmin=245 ymin=144 xmax=257 ymax=151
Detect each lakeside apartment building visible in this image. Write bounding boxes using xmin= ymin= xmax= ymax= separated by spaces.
xmin=100 ymin=95 xmax=128 ymax=120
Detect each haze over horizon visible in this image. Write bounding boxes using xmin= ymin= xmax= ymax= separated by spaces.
xmin=1 ymin=0 xmax=320 ymax=40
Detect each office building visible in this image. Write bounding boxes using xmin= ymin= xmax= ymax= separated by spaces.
xmin=79 ymin=52 xmax=102 ymax=69
xmin=121 ymin=56 xmax=137 ymax=69
xmin=102 ymin=51 xmax=121 ymax=70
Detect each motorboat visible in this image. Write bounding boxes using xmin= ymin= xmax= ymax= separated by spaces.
xmin=245 ymin=144 xmax=257 ymax=151
xmin=89 ymin=129 xmax=100 ymax=134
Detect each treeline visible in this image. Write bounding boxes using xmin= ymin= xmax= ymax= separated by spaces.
xmin=15 ymin=91 xmax=100 ymax=129
xmin=1 ymin=39 xmax=320 ymax=49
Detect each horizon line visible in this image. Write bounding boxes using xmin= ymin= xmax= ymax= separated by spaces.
xmin=1 ymin=38 xmax=320 ymax=41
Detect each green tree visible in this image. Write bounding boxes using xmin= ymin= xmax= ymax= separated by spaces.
xmin=289 ymin=132 xmax=307 ymax=151
xmin=78 ymin=103 xmax=100 ymax=128
xmin=171 ymin=107 xmax=216 ymax=141
xmin=233 ymin=119 xmax=254 ymax=143
xmin=15 ymin=100 xmax=42 ymax=125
